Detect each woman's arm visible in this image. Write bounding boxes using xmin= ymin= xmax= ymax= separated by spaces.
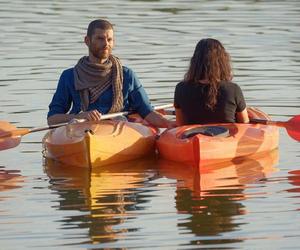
xmin=144 ymin=111 xmax=176 ymax=128
xmin=175 ymin=108 xmax=185 ymax=126
xmin=236 ymin=108 xmax=249 ymax=123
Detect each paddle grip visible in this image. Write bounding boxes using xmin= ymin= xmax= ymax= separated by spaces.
xmin=250 ymin=118 xmax=269 ymax=125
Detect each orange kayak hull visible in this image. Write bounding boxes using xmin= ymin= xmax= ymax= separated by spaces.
xmin=43 ymin=120 xmax=158 ymax=168
xmin=156 ymin=108 xmax=279 ymax=166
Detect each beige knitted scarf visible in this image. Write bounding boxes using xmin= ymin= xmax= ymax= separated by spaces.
xmin=73 ymin=55 xmax=123 ymax=113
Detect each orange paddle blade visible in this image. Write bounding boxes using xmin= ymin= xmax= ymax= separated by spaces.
xmin=286 ymin=115 xmax=300 ymax=142
xmin=0 ymin=121 xmax=22 ymax=150
xmin=251 ymin=114 xmax=300 ymax=142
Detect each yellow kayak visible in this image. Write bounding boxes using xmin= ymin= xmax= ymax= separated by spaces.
xmin=42 ymin=120 xmax=158 ymax=168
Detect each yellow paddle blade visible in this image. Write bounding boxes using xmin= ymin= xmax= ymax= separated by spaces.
xmin=0 ymin=121 xmax=22 ymax=150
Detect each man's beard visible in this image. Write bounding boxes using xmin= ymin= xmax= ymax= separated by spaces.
xmin=91 ymin=47 xmax=112 ymax=61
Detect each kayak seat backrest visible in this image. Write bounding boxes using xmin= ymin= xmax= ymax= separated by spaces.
xmin=181 ymin=126 xmax=230 ymax=139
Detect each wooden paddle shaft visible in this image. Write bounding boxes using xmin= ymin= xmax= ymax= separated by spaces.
xmin=250 ymin=119 xmax=286 ymax=128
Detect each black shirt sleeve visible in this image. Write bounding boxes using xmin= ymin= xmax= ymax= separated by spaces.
xmin=235 ymin=84 xmax=246 ymax=112
xmin=174 ymin=82 xmax=182 ymax=109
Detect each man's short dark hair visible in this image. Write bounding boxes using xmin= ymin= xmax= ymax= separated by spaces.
xmin=87 ymin=19 xmax=114 ymax=37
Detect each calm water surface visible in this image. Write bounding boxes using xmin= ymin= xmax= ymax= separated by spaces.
xmin=0 ymin=0 xmax=300 ymax=249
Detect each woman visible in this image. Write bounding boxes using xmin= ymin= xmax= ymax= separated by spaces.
xmin=174 ymin=38 xmax=249 ymax=126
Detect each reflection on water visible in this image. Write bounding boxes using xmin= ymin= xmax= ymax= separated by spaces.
xmin=45 ymin=157 xmax=159 ymax=245
xmin=0 ymin=0 xmax=300 ymax=249
xmin=0 ymin=167 xmax=24 ymax=195
xmin=159 ymin=150 xmax=279 ymax=197
xmin=159 ymin=150 xmax=279 ymax=241
xmin=287 ymin=170 xmax=300 ymax=194
xmin=43 ymin=151 xmax=279 ymax=247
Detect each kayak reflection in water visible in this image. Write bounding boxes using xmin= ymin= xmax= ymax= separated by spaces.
xmin=158 ymin=150 xmax=279 ymax=238
xmin=44 ymin=157 xmax=158 ymax=245
xmin=174 ymin=38 xmax=249 ymax=126
xmin=0 ymin=167 xmax=24 ymax=195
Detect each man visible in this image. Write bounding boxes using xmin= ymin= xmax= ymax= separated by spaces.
xmin=47 ymin=19 xmax=174 ymax=128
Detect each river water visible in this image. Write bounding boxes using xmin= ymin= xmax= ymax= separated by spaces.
xmin=0 ymin=0 xmax=300 ymax=249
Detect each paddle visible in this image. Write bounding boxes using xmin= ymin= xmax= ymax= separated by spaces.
xmin=0 ymin=104 xmax=173 ymax=150
xmin=162 ymin=107 xmax=300 ymax=142
xmin=250 ymin=115 xmax=300 ymax=142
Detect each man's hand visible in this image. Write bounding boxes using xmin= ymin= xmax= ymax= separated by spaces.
xmin=77 ymin=110 xmax=102 ymax=121
xmin=48 ymin=110 xmax=102 ymax=125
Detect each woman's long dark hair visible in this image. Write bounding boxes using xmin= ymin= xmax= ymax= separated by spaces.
xmin=184 ymin=38 xmax=232 ymax=110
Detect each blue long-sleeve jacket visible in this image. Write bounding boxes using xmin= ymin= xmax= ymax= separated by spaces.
xmin=48 ymin=66 xmax=153 ymax=118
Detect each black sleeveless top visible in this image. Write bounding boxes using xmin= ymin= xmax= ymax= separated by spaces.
xmin=174 ymin=81 xmax=246 ymax=124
